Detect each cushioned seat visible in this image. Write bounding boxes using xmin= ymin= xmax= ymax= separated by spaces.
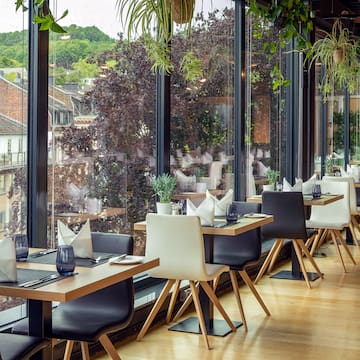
xmin=254 ymin=191 xmax=323 ymax=288
xmin=0 ymin=333 xmax=49 ymax=360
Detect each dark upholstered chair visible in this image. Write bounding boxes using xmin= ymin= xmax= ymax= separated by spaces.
xmin=254 ymin=191 xmax=323 ymax=288
xmin=0 ymin=333 xmax=49 ymax=360
xmin=12 ymin=232 xmax=134 ymax=360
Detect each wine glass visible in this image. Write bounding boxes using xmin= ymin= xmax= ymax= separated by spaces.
xmin=14 ymin=234 xmax=28 ymax=262
xmin=226 ymin=203 xmax=238 ymax=224
xmin=56 ymin=245 xmax=75 ymax=276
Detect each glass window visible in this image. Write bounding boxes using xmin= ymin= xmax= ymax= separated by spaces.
xmin=246 ymin=6 xmax=287 ymax=194
xmin=0 ymin=1 xmax=28 ymax=321
xmin=171 ymin=1 xmax=235 ymax=198
xmin=48 ymin=1 xmax=156 ymax=256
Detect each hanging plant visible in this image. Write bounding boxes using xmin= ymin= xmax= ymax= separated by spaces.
xmin=15 ymin=0 xmax=68 ymax=33
xmin=306 ymin=20 xmax=360 ymax=101
xmin=247 ymin=0 xmax=314 ymax=92
xmin=116 ymin=0 xmax=202 ymax=81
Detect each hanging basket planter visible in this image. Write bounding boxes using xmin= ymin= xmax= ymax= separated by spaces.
xmin=171 ymin=0 xmax=195 ymax=24
xmin=333 ymin=48 xmax=345 ymax=64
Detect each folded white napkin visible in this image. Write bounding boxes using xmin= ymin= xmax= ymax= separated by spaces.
xmin=57 ymin=219 xmax=93 ymax=258
xmin=302 ymin=174 xmax=317 ymax=194
xmin=282 ymin=177 xmax=303 ymax=192
xmin=0 ymin=237 xmax=17 ymax=282
xmin=206 ymin=189 xmax=234 ymax=216
xmin=186 ymin=197 xmax=215 ymax=226
xmin=175 ymin=169 xmax=196 ymax=191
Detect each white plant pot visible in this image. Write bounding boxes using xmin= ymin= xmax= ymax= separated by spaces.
xmin=156 ymin=202 xmax=172 ymax=215
xmin=263 ymin=184 xmax=274 ymax=192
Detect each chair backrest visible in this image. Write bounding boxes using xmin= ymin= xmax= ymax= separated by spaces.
xmin=261 ymin=191 xmax=308 ymax=240
xmin=145 ymin=213 xmax=209 ymax=280
xmin=322 ymin=176 xmax=357 ymax=215
xmin=212 ymin=201 xmax=262 ymax=268
xmin=309 ymin=180 xmax=350 ymax=225
xmin=60 ymin=233 xmax=134 ymax=321
xmin=91 ymin=232 xmax=133 ymax=255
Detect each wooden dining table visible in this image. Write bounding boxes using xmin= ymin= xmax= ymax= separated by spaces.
xmin=0 ymin=252 xmax=159 ymax=360
xmin=134 ymin=214 xmax=273 ymax=337
xmin=247 ymin=192 xmax=344 ymax=283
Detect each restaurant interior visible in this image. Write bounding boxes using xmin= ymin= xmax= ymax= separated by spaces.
xmin=0 ymin=0 xmax=360 ymax=359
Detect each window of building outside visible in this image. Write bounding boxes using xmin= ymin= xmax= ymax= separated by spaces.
xmin=246 ymin=8 xmax=287 ymax=195
xmin=0 ymin=2 xmax=28 ymax=325
xmin=171 ymin=1 xmax=235 ymax=200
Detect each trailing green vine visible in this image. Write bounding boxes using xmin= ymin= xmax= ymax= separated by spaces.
xmin=247 ymin=0 xmax=314 ymax=91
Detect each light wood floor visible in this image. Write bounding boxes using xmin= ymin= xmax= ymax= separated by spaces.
xmin=94 ymin=243 xmax=360 ymax=360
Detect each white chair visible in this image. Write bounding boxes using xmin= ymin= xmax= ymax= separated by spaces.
xmin=136 ymin=214 xmax=236 ymax=349
xmin=306 ymin=180 xmax=357 ymax=272
xmin=322 ymin=176 xmax=360 ymax=247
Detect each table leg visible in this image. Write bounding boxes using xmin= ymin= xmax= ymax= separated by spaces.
xmin=28 ymin=300 xmax=53 ymax=360
xmin=270 ymin=243 xmax=320 ymax=282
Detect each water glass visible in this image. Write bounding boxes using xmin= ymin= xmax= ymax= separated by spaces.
xmin=14 ymin=234 xmax=29 ymax=262
xmin=226 ymin=203 xmax=238 ymax=224
xmin=56 ymin=245 xmax=75 ymax=276
xmin=312 ymin=183 xmax=322 ymax=199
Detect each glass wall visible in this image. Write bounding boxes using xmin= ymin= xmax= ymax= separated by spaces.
xmin=246 ymin=6 xmax=287 ymax=194
xmin=48 ymin=0 xmax=156 ymax=255
xmin=171 ymin=1 xmax=235 ymax=198
xmin=0 ymin=2 xmax=28 ymax=322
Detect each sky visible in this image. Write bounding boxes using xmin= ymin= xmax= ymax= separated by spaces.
xmin=0 ymin=1 xmax=221 ymax=39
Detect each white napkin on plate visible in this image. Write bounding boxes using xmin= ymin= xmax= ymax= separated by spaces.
xmin=0 ymin=237 xmax=17 ymax=282
xmin=186 ymin=197 xmax=215 ymax=226
xmin=302 ymin=174 xmax=317 ymax=194
xmin=282 ymin=177 xmax=303 ymax=192
xmin=206 ymin=189 xmax=234 ymax=216
xmin=57 ymin=219 xmax=93 ymax=258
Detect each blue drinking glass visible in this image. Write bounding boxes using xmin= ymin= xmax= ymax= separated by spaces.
xmin=56 ymin=245 xmax=75 ymax=276
xmin=312 ymin=183 xmax=322 ymax=199
xmin=226 ymin=203 xmax=238 ymax=224
xmin=14 ymin=234 xmax=29 ymax=262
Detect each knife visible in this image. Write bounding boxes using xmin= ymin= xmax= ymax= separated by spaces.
xmin=18 ymin=273 xmax=61 ymax=288
xmin=31 ymin=249 xmax=58 ymax=258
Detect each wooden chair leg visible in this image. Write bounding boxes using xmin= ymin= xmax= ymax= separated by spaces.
xmin=200 ymin=281 xmax=236 ymax=333
xmin=172 ymin=282 xmax=199 ymax=323
xmin=292 ymin=240 xmax=311 ymax=289
xmin=99 ymin=334 xmax=121 ymax=360
xmin=254 ymin=238 xmax=283 ymax=284
xmin=309 ymin=229 xmax=327 ymax=256
xmin=189 ymin=281 xmax=211 ymax=350
xmin=63 ymin=340 xmax=74 ymax=360
xmin=351 ymin=215 xmax=360 ymax=247
xmin=137 ymin=279 xmax=176 ymax=341
xmin=80 ymin=342 xmax=90 ymax=360
xmin=166 ymin=280 xmax=181 ymax=323
xmin=297 ymin=240 xmax=324 ymax=278
xmin=239 ymin=270 xmax=271 ymax=316
xmin=335 ymin=229 xmax=357 ymax=265
xmin=330 ymin=230 xmax=347 ymax=272
xmin=228 ymin=271 xmax=247 ymax=331
xmin=267 ymin=239 xmax=284 ymax=273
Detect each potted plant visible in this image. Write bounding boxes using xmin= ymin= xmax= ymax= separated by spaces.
xmin=151 ymin=173 xmax=177 ymax=214
xmin=116 ymin=0 xmax=202 ymax=81
xmin=306 ymin=20 xmax=360 ymax=101
xmin=247 ymin=0 xmax=313 ymax=92
xmin=263 ymin=169 xmax=279 ymax=191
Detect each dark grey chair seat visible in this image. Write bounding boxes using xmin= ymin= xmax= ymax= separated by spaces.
xmin=0 ymin=333 xmax=49 ymax=360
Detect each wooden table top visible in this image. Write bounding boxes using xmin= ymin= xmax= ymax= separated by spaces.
xmin=51 ymin=207 xmax=126 ymax=225
xmin=172 ymin=189 xmax=225 ymax=201
xmin=0 ymin=255 xmax=159 ymax=303
xmin=247 ymin=193 xmax=344 ymax=206
xmin=134 ymin=215 xmax=273 ymax=236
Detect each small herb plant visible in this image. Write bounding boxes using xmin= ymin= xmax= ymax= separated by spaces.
xmin=266 ymin=169 xmax=280 ymax=185
xmin=151 ymin=173 xmax=177 ymax=203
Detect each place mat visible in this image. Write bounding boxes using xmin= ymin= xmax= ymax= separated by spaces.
xmin=0 ymin=268 xmax=64 ymax=289
xmin=28 ymin=251 xmax=117 ymax=267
